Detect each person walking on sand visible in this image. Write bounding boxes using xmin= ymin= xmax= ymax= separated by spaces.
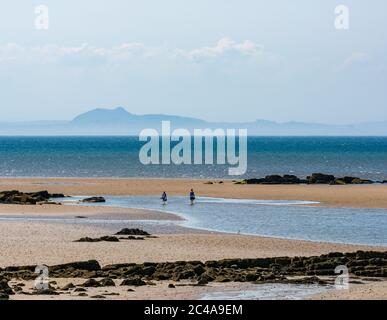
xmin=161 ymin=191 xmax=167 ymax=205
xmin=189 ymin=189 xmax=196 ymax=205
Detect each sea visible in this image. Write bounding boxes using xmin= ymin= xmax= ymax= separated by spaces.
xmin=1 ymin=136 xmax=387 ymax=179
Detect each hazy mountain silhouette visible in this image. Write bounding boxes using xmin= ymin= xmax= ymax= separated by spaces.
xmin=1 ymin=107 xmax=387 ymax=136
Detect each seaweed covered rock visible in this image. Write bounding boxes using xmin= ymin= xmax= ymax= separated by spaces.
xmin=115 ymin=228 xmax=150 ymax=236
xmin=0 ymin=190 xmax=65 ymax=205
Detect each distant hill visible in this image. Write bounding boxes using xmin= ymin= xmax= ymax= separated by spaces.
xmin=1 ymin=107 xmax=387 ymax=136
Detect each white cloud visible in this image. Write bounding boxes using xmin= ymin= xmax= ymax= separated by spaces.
xmin=178 ymin=38 xmax=264 ymax=61
xmin=0 ymin=38 xmax=264 ymax=66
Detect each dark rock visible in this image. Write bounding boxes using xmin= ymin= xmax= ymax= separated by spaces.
xmin=74 ymin=288 xmax=87 ymax=292
xmin=50 ymin=260 xmax=101 ymax=272
xmin=168 ymin=284 xmax=175 ymax=288
xmin=120 ymin=277 xmax=146 ymax=287
xmin=81 ymin=197 xmax=106 ymax=203
xmin=61 ymin=283 xmax=75 ymax=291
xmin=99 ymin=278 xmax=115 ymax=287
xmin=334 ymin=177 xmax=374 ymax=185
xmin=119 ymin=236 xmax=145 ymax=240
xmin=102 ymin=263 xmax=136 ymax=271
xmin=0 ymin=190 xmax=64 ymax=205
xmin=81 ymin=279 xmax=101 ymax=287
xmin=75 ymin=236 xmax=120 ymax=242
xmin=214 ymin=276 xmax=231 ymax=283
xmin=242 ymin=175 xmax=304 ymax=185
xmin=104 ymin=292 xmax=120 ymax=296
xmin=91 ymin=295 xmax=106 ymax=299
xmin=0 ymin=293 xmax=9 ymax=300
xmin=13 ymin=286 xmax=23 ymax=292
xmin=115 ymin=228 xmax=151 ymax=236
xmin=197 ymin=277 xmax=209 ymax=286
xmin=0 ymin=279 xmax=14 ymax=295
xmin=307 ymin=173 xmax=336 ymax=184
xmin=286 ymin=276 xmax=328 ymax=285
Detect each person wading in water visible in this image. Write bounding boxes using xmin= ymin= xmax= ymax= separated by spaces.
xmin=161 ymin=191 xmax=167 ymax=205
xmin=189 ymin=189 xmax=196 ymax=205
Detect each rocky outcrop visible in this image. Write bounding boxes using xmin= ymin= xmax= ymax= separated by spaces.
xmin=1 ymin=251 xmax=385 ymax=295
xmin=307 ymin=173 xmax=336 ymax=184
xmin=237 ymin=173 xmax=376 ymax=185
xmin=115 ymin=228 xmax=150 ymax=236
xmin=334 ymin=177 xmax=374 ymax=185
xmin=0 ymin=190 xmax=65 ymax=205
xmin=242 ymin=175 xmax=307 ymax=185
xmin=74 ymin=229 xmax=153 ymax=243
xmin=81 ymin=197 xmax=106 ymax=203
xmin=75 ymin=236 xmax=120 ymax=243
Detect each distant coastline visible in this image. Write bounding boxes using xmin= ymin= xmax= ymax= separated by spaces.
xmin=2 ymin=107 xmax=387 ymax=135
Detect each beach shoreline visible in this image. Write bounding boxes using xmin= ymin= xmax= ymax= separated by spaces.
xmin=0 ymin=177 xmax=386 ymax=300
xmin=1 ymin=177 xmax=387 ymax=208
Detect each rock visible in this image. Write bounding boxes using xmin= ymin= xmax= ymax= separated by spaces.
xmin=307 ymin=173 xmax=336 ymax=184
xmin=334 ymin=177 xmax=374 ymax=185
xmin=197 ymin=277 xmax=209 ymax=286
xmin=0 ymin=190 xmax=65 ymax=205
xmin=0 ymin=293 xmax=9 ymax=300
xmin=81 ymin=279 xmax=101 ymax=287
xmin=75 ymin=236 xmax=120 ymax=242
xmin=104 ymin=292 xmax=120 ymax=296
xmin=0 ymin=279 xmax=13 ymax=295
xmin=286 ymin=276 xmax=328 ymax=285
xmin=61 ymin=283 xmax=75 ymax=291
xmin=91 ymin=295 xmax=106 ymax=299
xmin=242 ymin=175 xmax=305 ymax=185
xmin=120 ymin=277 xmax=146 ymax=287
xmin=115 ymin=228 xmax=151 ymax=236
xmin=214 ymin=276 xmax=231 ymax=283
xmin=351 ymin=178 xmax=373 ymax=184
xmin=119 ymin=236 xmax=145 ymax=240
xmin=168 ymin=284 xmax=175 ymax=288
xmin=13 ymin=286 xmax=23 ymax=292
xmin=50 ymin=260 xmax=101 ymax=272
xmin=81 ymin=197 xmax=106 ymax=203
xmin=99 ymin=278 xmax=115 ymax=287
xmin=78 ymin=293 xmax=88 ymax=297
xmin=74 ymin=288 xmax=87 ymax=292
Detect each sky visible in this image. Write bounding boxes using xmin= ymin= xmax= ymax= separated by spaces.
xmin=0 ymin=0 xmax=386 ymax=124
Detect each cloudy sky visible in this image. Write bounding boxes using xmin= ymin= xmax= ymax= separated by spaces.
xmin=0 ymin=0 xmax=386 ymax=123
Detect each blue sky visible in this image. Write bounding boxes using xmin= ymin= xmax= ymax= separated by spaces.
xmin=0 ymin=0 xmax=386 ymax=123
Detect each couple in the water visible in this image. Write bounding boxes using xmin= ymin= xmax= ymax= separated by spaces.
xmin=161 ymin=189 xmax=196 ymax=205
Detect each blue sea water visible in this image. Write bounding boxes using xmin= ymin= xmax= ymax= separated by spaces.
xmin=1 ymin=136 xmax=387 ymax=179
xmin=59 ymin=196 xmax=387 ymax=246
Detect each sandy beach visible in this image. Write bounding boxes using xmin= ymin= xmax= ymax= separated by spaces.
xmin=0 ymin=177 xmax=386 ymax=300
xmin=1 ymin=177 xmax=387 ymax=208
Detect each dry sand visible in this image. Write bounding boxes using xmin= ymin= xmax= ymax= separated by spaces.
xmin=0 ymin=203 xmax=180 ymax=220
xmin=1 ymin=177 xmax=387 ymax=208
xmin=310 ymin=281 xmax=387 ymax=300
